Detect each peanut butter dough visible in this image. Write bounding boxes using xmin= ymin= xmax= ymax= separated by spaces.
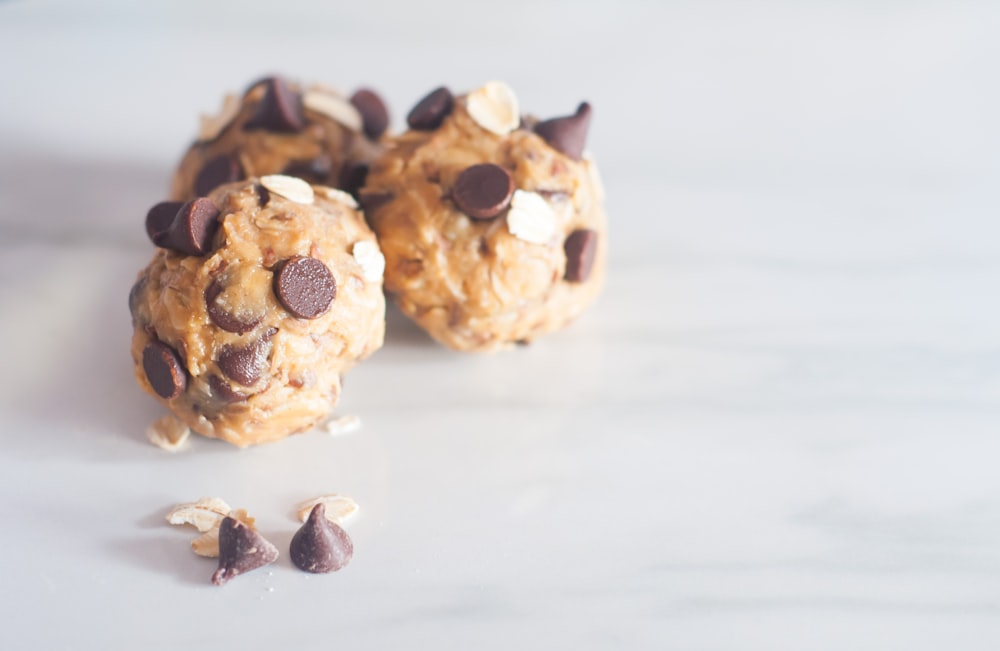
xmin=130 ymin=177 xmax=386 ymax=447
xmin=362 ymin=82 xmax=607 ymax=353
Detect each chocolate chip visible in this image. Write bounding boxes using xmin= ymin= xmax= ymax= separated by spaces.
xmin=217 ymin=332 xmax=274 ymax=386
xmin=350 ymin=88 xmax=389 ymax=139
xmin=452 ymin=163 xmax=514 ymax=220
xmin=406 ymin=86 xmax=453 ymax=131
xmin=338 ymin=161 xmax=369 ymax=198
xmin=204 ymin=280 xmax=263 ymax=334
xmin=160 ymin=198 xmax=221 ymax=256
xmin=208 ymin=375 xmax=248 ymax=403
xmin=211 ymin=516 xmax=279 ymax=586
xmin=255 ymin=183 xmax=270 ymax=207
xmin=289 ymin=504 xmax=353 ymax=574
xmin=145 ymin=201 xmax=183 ymax=246
xmin=534 ymin=102 xmax=592 ymax=160
xmin=273 ymin=256 xmax=336 ymax=319
xmin=244 ymin=77 xmax=305 ymax=133
xmin=564 ymin=229 xmax=598 ymax=282
xmin=282 ymin=153 xmax=333 ymax=183
xmin=142 ymin=341 xmax=187 ymax=399
xmin=195 ymin=154 xmax=243 ymax=197
xmin=358 ymin=191 xmax=393 ymax=214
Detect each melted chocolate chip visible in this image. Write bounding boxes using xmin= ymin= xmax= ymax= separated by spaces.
xmin=282 ymin=153 xmax=332 ymax=183
xmin=142 ymin=341 xmax=187 ymax=399
xmin=289 ymin=504 xmax=353 ymax=574
xmin=204 ymin=280 xmax=263 ymax=334
xmin=211 ymin=517 xmax=279 ymax=586
xmin=534 ymin=102 xmax=592 ymax=160
xmin=452 ymin=163 xmax=514 ymax=220
xmin=563 ymin=229 xmax=598 ymax=282
xmin=160 ymin=198 xmax=221 ymax=256
xmin=273 ymin=256 xmax=336 ymax=319
xmin=406 ymin=86 xmax=453 ymax=130
xmin=244 ymin=77 xmax=305 ymax=133
xmin=145 ymin=201 xmax=183 ymax=246
xmin=216 ymin=331 xmax=275 ymax=387
xmin=195 ymin=154 xmax=243 ymax=197
xmin=350 ymin=88 xmax=389 ymax=139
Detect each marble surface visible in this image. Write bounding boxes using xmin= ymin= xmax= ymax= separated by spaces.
xmin=1 ymin=1 xmax=999 ymax=649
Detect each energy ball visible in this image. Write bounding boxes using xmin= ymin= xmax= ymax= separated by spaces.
xmin=362 ymin=81 xmax=606 ymax=353
xmin=170 ymin=76 xmax=390 ymax=202
xmin=130 ymin=176 xmax=386 ymax=447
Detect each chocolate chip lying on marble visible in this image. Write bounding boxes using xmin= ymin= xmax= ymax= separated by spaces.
xmin=283 ymin=153 xmax=332 ymax=183
xmin=161 ymin=198 xmax=221 ymax=256
xmin=534 ymin=102 xmax=592 ymax=160
xmin=350 ymin=88 xmax=390 ymax=139
xmin=195 ymin=154 xmax=243 ymax=197
xmin=290 ymin=503 xmax=354 ymax=574
xmin=452 ymin=163 xmax=514 ymax=220
xmin=338 ymin=161 xmax=369 ymax=198
xmin=244 ymin=77 xmax=305 ymax=133
xmin=406 ymin=86 xmax=453 ymax=130
xmin=563 ymin=229 xmax=598 ymax=282
xmin=143 ymin=341 xmax=187 ymax=399
xmin=211 ymin=516 xmax=279 ymax=586
xmin=145 ymin=201 xmax=183 ymax=246
xmin=217 ymin=330 xmax=275 ymax=387
xmin=273 ymin=256 xmax=336 ymax=319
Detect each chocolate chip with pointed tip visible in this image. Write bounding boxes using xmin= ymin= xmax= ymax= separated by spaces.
xmin=290 ymin=503 xmax=354 ymax=574
xmin=217 ymin=331 xmax=275 ymax=386
xmin=211 ymin=516 xmax=279 ymax=586
xmin=205 ymin=280 xmax=264 ymax=334
xmin=350 ymin=88 xmax=389 ymax=139
xmin=195 ymin=154 xmax=243 ymax=196
xmin=273 ymin=256 xmax=336 ymax=319
xmin=534 ymin=102 xmax=592 ymax=160
xmin=145 ymin=201 xmax=183 ymax=246
xmin=452 ymin=163 xmax=514 ymax=220
xmin=142 ymin=341 xmax=187 ymax=399
xmin=161 ymin=198 xmax=220 ymax=256
xmin=563 ymin=229 xmax=598 ymax=282
xmin=338 ymin=161 xmax=369 ymax=198
xmin=244 ymin=77 xmax=305 ymax=133
xmin=406 ymin=86 xmax=453 ymax=130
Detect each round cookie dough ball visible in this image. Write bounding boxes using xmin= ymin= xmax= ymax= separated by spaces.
xmin=130 ymin=176 xmax=386 ymax=447
xmin=171 ymin=76 xmax=390 ymax=202
xmin=361 ymin=82 xmax=606 ymax=353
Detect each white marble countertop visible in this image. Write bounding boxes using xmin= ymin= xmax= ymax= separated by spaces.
xmin=2 ymin=1 xmax=999 ymax=649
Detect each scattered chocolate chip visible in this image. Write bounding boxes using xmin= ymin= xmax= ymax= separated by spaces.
xmin=204 ymin=280 xmax=263 ymax=334
xmin=244 ymin=77 xmax=305 ymax=133
xmin=273 ymin=256 xmax=336 ymax=319
xmin=350 ymin=88 xmax=389 ymax=139
xmin=145 ymin=201 xmax=183 ymax=246
xmin=142 ymin=341 xmax=187 ymax=399
xmin=338 ymin=161 xmax=369 ymax=198
xmin=255 ymin=183 xmax=270 ymax=207
xmin=195 ymin=154 xmax=243 ymax=197
xmin=534 ymin=102 xmax=592 ymax=160
xmin=160 ymin=198 xmax=220 ymax=256
xmin=211 ymin=516 xmax=279 ymax=586
xmin=452 ymin=163 xmax=514 ymax=220
xmin=217 ymin=333 xmax=274 ymax=387
xmin=563 ymin=229 xmax=598 ymax=282
xmin=283 ymin=153 xmax=333 ymax=183
xmin=358 ymin=191 xmax=393 ymax=214
xmin=289 ymin=504 xmax=353 ymax=574
xmin=208 ymin=375 xmax=248 ymax=403
xmin=406 ymin=86 xmax=453 ymax=131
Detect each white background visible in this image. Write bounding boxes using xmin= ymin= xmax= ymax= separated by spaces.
xmin=1 ymin=1 xmax=999 ymax=649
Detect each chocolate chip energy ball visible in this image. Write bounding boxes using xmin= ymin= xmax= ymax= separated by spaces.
xmin=171 ymin=76 xmax=390 ymax=202
xmin=130 ymin=176 xmax=386 ymax=447
xmin=362 ymin=81 xmax=606 ymax=352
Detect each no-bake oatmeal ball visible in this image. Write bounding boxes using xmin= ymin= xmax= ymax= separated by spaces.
xmin=362 ymin=82 xmax=607 ymax=353
xmin=130 ymin=176 xmax=386 ymax=447
xmin=171 ymin=76 xmax=390 ymax=202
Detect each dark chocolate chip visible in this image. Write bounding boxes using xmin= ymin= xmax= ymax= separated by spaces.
xmin=406 ymin=86 xmax=453 ymax=131
xmin=273 ymin=256 xmax=336 ymax=319
xmin=195 ymin=154 xmax=243 ymax=197
xmin=282 ymin=153 xmax=332 ymax=183
xmin=563 ymin=229 xmax=598 ymax=282
xmin=142 ymin=341 xmax=187 ymax=399
xmin=208 ymin=375 xmax=248 ymax=403
xmin=255 ymin=183 xmax=270 ymax=207
xmin=289 ymin=504 xmax=354 ymax=574
xmin=358 ymin=191 xmax=393 ymax=214
xmin=350 ymin=88 xmax=389 ymax=139
xmin=211 ymin=516 xmax=279 ymax=586
xmin=161 ymin=198 xmax=221 ymax=256
xmin=244 ymin=77 xmax=305 ymax=133
xmin=217 ymin=332 xmax=274 ymax=387
xmin=145 ymin=201 xmax=183 ymax=246
xmin=338 ymin=161 xmax=369 ymax=198
xmin=204 ymin=280 xmax=263 ymax=334
xmin=534 ymin=102 xmax=592 ymax=160
xmin=452 ymin=163 xmax=514 ymax=220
